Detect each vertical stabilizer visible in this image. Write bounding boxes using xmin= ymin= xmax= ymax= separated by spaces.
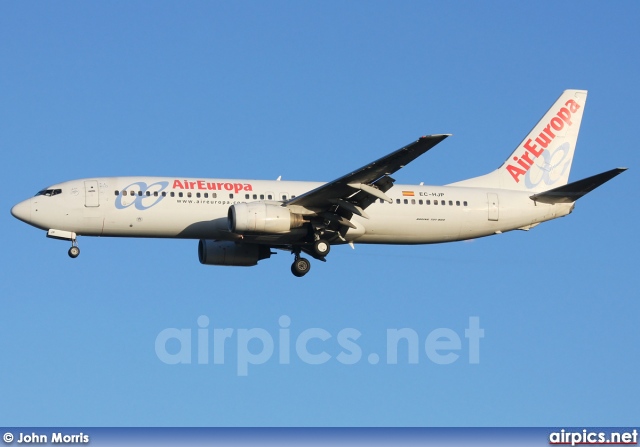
xmin=449 ymin=90 xmax=588 ymax=192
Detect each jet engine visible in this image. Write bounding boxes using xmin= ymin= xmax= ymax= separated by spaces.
xmin=198 ymin=240 xmax=271 ymax=266
xmin=228 ymin=202 xmax=305 ymax=233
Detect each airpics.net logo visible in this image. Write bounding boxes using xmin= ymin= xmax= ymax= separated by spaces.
xmin=155 ymin=316 xmax=484 ymax=376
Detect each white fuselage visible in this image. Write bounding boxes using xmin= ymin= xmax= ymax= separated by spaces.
xmin=13 ymin=176 xmax=574 ymax=245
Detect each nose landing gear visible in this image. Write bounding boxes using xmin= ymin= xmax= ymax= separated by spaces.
xmin=68 ymin=239 xmax=80 ymax=258
xmin=46 ymin=229 xmax=81 ymax=259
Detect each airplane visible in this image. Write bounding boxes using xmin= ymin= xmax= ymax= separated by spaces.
xmin=10 ymin=90 xmax=626 ymax=277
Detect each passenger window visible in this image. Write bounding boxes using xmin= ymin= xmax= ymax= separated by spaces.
xmin=162 ymin=192 xmax=166 ymax=197
xmin=170 ymin=192 xmax=175 ymax=197
xmin=245 ymin=194 xmax=250 ymax=199
xmin=419 ymin=200 xmax=423 ymax=205
xmin=456 ymin=201 xmax=460 ymax=206
xmin=212 ymin=193 xmax=217 ymax=198
xmin=267 ymin=194 xmax=273 ymax=200
xmin=396 ymin=199 xmax=401 ymax=204
xmin=229 ymin=194 xmax=234 ymax=199
xmin=449 ymin=200 xmax=453 ymax=206
xmin=379 ymin=199 xmax=384 ymax=204
xmin=115 ymin=190 xmax=120 ymax=196
xmin=434 ymin=200 xmax=438 ymax=205
xmin=464 ymin=201 xmax=468 ymax=206
xmin=178 ymin=192 xmax=183 ymax=198
xmin=253 ymin=194 xmax=258 ymax=200
xmin=403 ymin=199 xmax=408 ymax=204
xmin=260 ymin=194 xmax=265 ymax=200
xmin=426 ymin=200 xmax=431 ymax=205
xmin=196 ymin=192 xmax=201 ymax=198
xmin=411 ymin=199 xmax=416 ymax=205
xmin=204 ymin=193 xmax=208 ymax=198
xmin=187 ymin=192 xmax=192 ymax=198
xmin=146 ymin=191 xmax=151 ymax=197
xmin=441 ymin=201 xmax=446 ymax=206
xmin=282 ymin=195 xmax=288 ymax=201
xmin=138 ymin=191 xmax=143 ymax=196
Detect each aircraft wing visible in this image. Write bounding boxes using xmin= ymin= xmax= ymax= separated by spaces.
xmin=286 ymin=135 xmax=450 ymax=218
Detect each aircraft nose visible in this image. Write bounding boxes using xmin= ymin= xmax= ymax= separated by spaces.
xmin=11 ymin=199 xmax=31 ymax=223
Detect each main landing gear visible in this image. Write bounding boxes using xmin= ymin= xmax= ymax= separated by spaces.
xmin=313 ymin=239 xmax=330 ymax=257
xmin=290 ymin=238 xmax=330 ymax=277
xmin=291 ymin=254 xmax=311 ymax=277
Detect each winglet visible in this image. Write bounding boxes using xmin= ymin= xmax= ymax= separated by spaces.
xmin=529 ymin=168 xmax=627 ymax=204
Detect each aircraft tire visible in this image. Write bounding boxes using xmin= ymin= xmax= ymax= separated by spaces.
xmin=68 ymin=246 xmax=80 ymax=258
xmin=313 ymin=239 xmax=330 ymax=257
xmin=291 ymin=257 xmax=311 ymax=277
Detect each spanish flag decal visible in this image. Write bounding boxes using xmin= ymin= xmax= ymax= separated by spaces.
xmin=402 ymin=191 xmax=415 ymax=197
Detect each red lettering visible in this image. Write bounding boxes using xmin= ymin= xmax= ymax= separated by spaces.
xmin=550 ymin=117 xmax=564 ymax=132
xmin=520 ymin=151 xmax=534 ymax=166
xmin=506 ymin=164 xmax=527 ymax=182
xmin=565 ymin=99 xmax=580 ymax=113
xmin=557 ymin=107 xmax=572 ymax=126
xmin=514 ymin=156 xmax=530 ymax=170
xmin=543 ymin=124 xmax=556 ymax=140
xmin=174 ymin=180 xmax=253 ymax=191
xmin=505 ymin=101 xmax=582 ymax=183
xmin=524 ymin=139 xmax=544 ymax=157
xmin=535 ymin=132 xmax=552 ymax=149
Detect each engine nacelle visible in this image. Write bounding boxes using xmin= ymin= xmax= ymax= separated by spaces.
xmin=228 ymin=202 xmax=305 ymax=234
xmin=198 ymin=240 xmax=271 ymax=266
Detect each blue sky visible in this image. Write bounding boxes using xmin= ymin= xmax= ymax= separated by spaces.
xmin=1 ymin=2 xmax=638 ymax=427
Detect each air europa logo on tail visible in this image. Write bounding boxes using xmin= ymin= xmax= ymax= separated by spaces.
xmin=173 ymin=180 xmax=253 ymax=194
xmin=506 ymin=99 xmax=581 ymax=183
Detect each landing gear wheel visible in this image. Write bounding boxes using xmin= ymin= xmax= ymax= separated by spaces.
xmin=313 ymin=239 xmax=330 ymax=257
xmin=68 ymin=246 xmax=80 ymax=258
xmin=291 ymin=257 xmax=311 ymax=277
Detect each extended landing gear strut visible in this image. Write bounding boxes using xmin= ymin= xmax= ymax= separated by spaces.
xmin=47 ymin=229 xmax=81 ymax=259
xmin=290 ymin=238 xmax=331 ymax=277
xmin=291 ymin=251 xmax=311 ymax=277
xmin=68 ymin=239 xmax=80 ymax=258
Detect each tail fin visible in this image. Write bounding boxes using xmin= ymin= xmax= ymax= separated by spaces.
xmin=449 ymin=90 xmax=588 ymax=192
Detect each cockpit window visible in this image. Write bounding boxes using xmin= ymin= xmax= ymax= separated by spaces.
xmin=35 ymin=189 xmax=62 ymax=197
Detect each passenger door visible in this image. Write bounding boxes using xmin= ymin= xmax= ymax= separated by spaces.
xmin=84 ymin=180 xmax=100 ymax=207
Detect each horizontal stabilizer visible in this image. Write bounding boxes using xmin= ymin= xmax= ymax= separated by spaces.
xmin=530 ymin=168 xmax=627 ymax=204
